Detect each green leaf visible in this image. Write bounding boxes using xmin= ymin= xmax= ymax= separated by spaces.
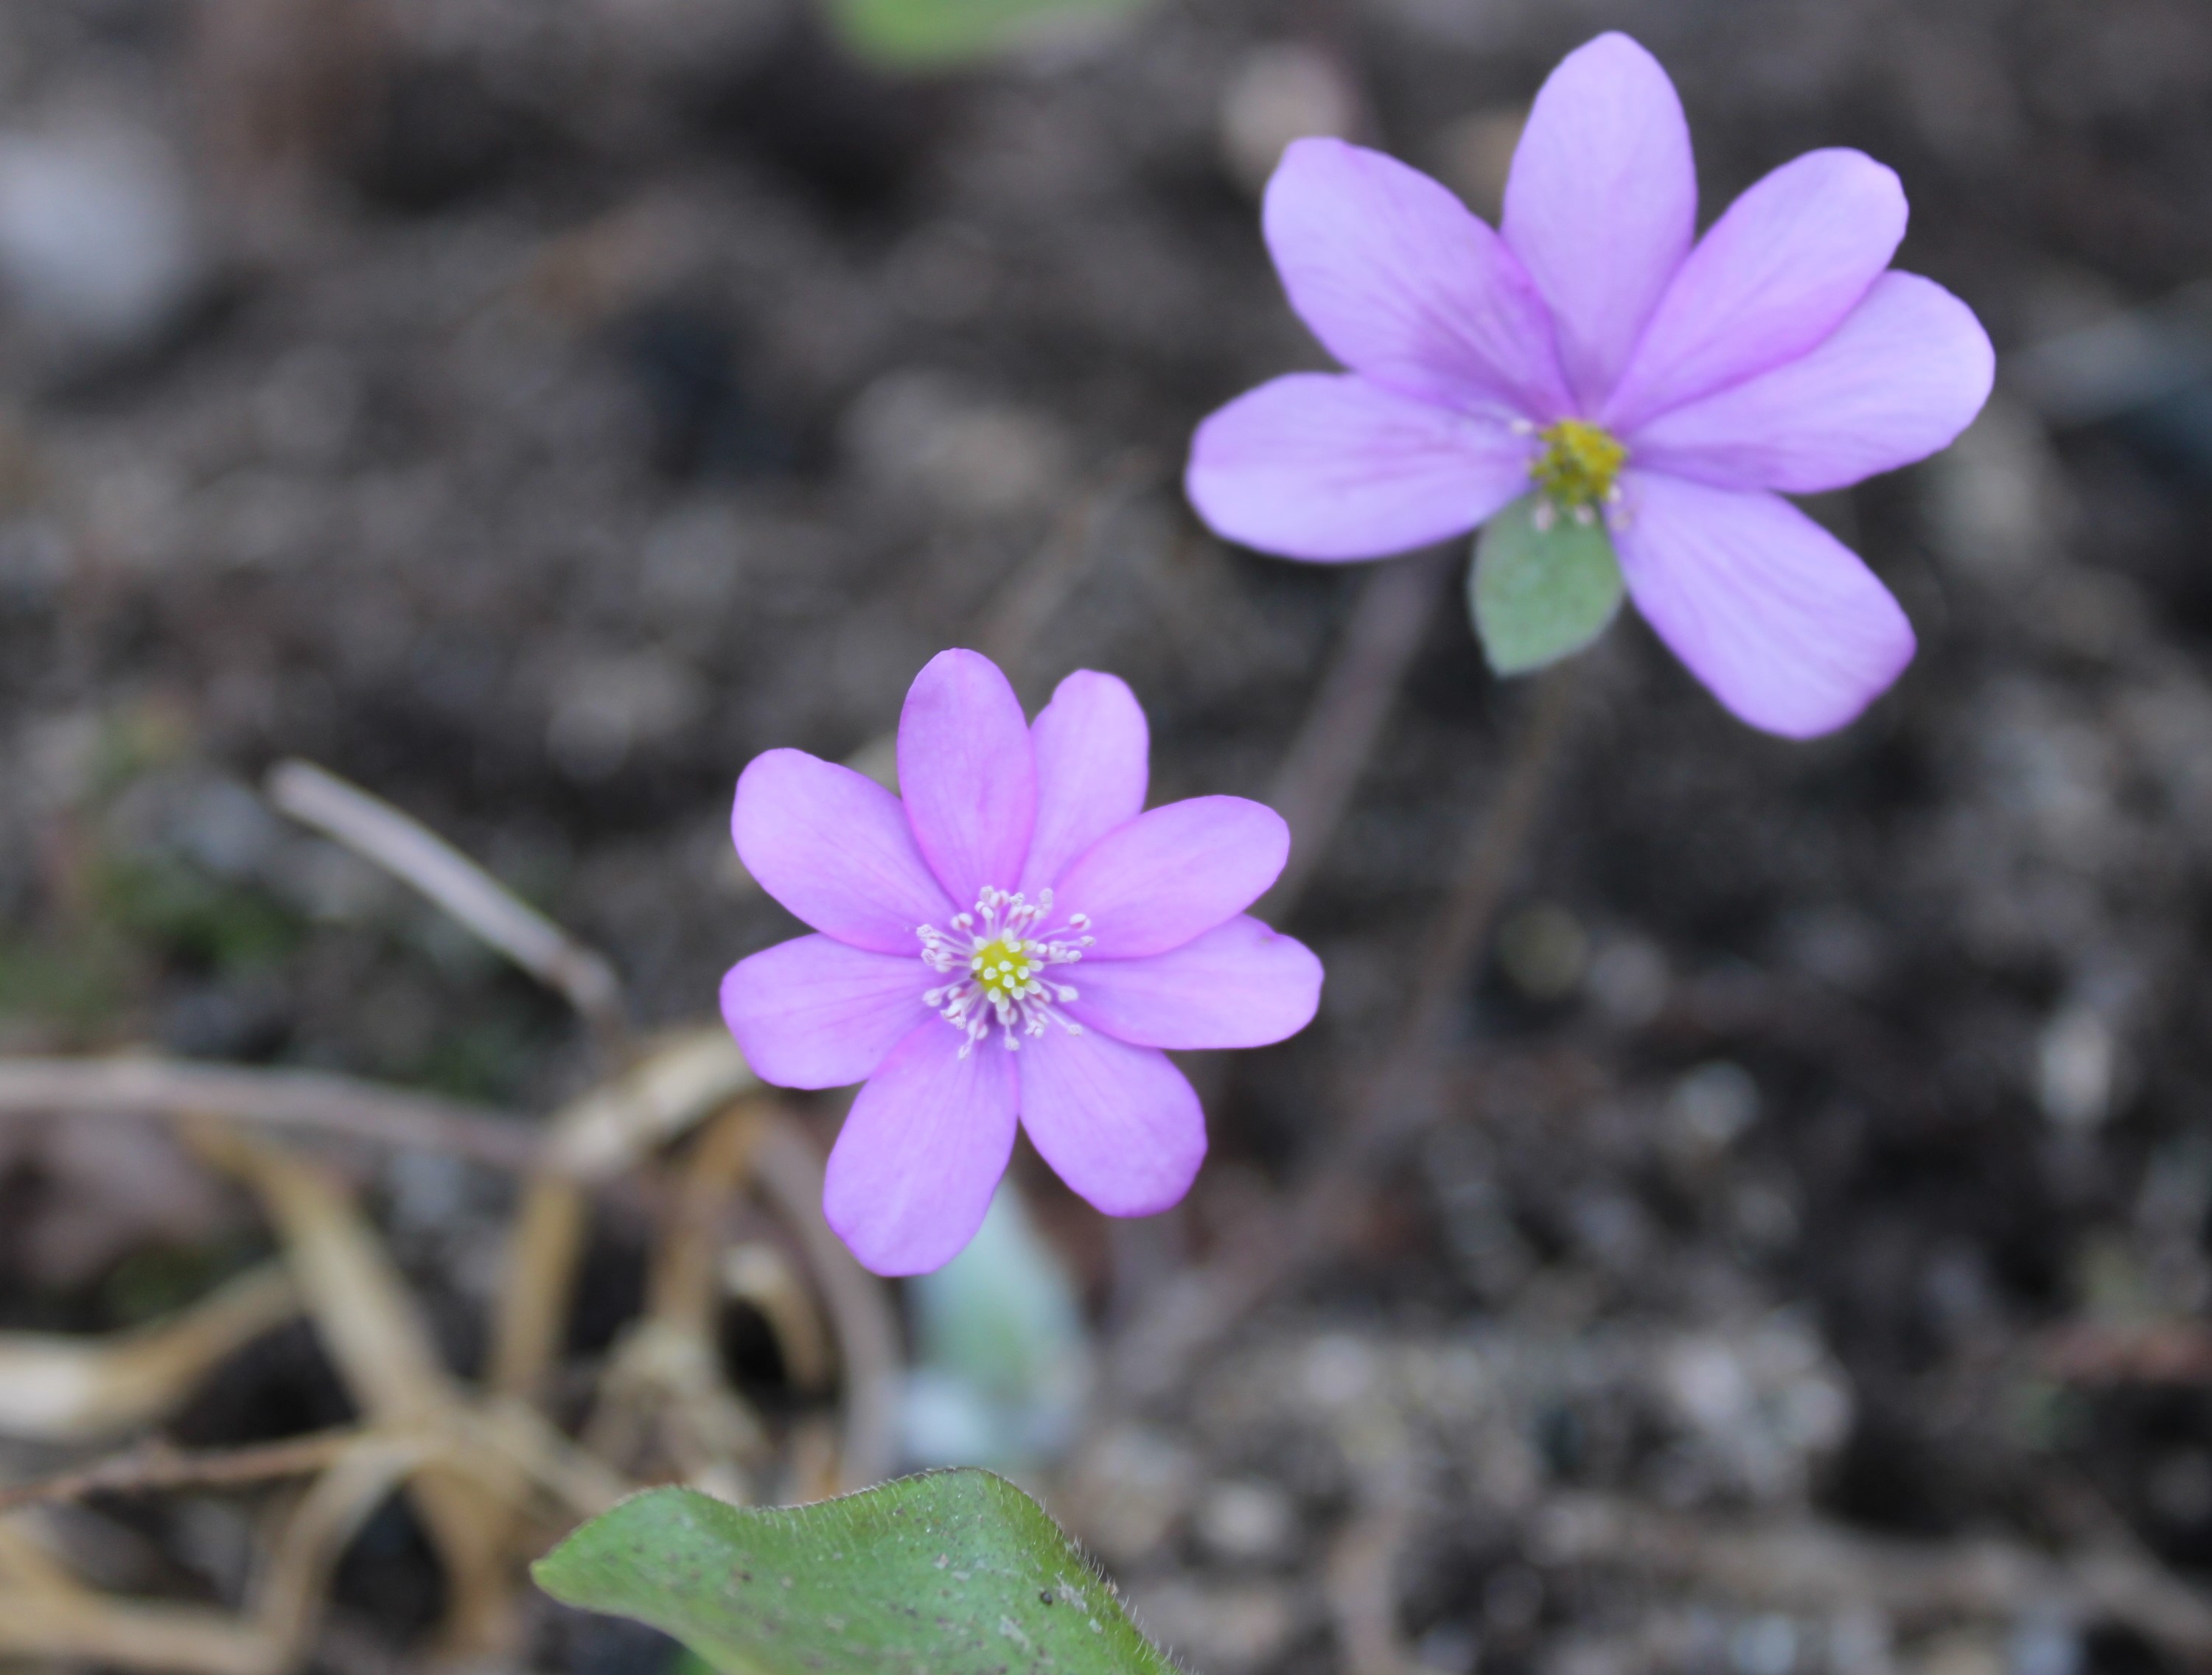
xmin=534 ymin=1471 xmax=1176 ymax=1675
xmin=825 ymin=0 xmax=1150 ymax=71
xmin=1468 ymin=492 xmax=1625 ymax=676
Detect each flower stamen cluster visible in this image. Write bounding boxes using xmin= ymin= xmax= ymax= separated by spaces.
xmin=1529 ymin=418 xmax=1628 ymax=526
xmin=918 ymin=887 xmax=1093 ymax=1056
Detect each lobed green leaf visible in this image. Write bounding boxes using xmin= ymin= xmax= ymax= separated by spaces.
xmin=534 ymin=1470 xmax=1176 ymax=1675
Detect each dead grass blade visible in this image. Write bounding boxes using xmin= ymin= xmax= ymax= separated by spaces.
xmin=265 ymin=759 xmax=629 ymax=1054
xmin=585 ymin=1104 xmax=770 ymax=1494
xmin=0 ymin=1431 xmax=430 ymax=1675
xmin=195 ymin=1127 xmax=525 ymax=1658
xmin=721 ymin=1242 xmax=833 ymax=1394
xmin=750 ymin=1113 xmax=899 ymax=1491
xmin=0 ymin=1513 xmax=96 ymax=1595
xmin=0 ymin=1057 xmax=539 ymax=1172
xmin=489 ymin=1028 xmax=755 ymax=1404
xmin=0 ymin=1265 xmax=300 ymax=1443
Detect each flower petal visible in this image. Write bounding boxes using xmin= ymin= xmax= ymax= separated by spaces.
xmin=897 ymin=649 xmax=1036 ymax=910
xmin=1501 ymin=32 xmax=1696 ymax=411
xmin=719 ymin=934 xmax=930 ymax=1091
xmin=1067 ymin=915 xmax=1322 ymax=1050
xmin=1603 ymin=149 xmax=1908 ymax=433
xmin=1017 ymin=1029 xmax=1204 ymax=1217
xmin=1019 ymin=670 xmax=1149 ymax=898
xmin=823 ymin=1021 xmax=1018 ymax=1276
xmin=1053 ymin=795 xmax=1290 ymax=959
xmin=1616 ymin=471 xmax=1916 ymax=738
xmin=1625 ymin=272 xmax=1995 ymax=494
xmin=733 ymin=749 xmax=953 ymax=954
xmin=1186 ymin=374 xmax=1534 ymax=562
xmin=1263 ymin=137 xmax=1571 ymax=421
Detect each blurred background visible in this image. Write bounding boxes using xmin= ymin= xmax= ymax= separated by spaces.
xmin=7 ymin=1 xmax=2212 ymax=1672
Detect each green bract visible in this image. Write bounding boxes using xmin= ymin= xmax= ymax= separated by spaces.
xmin=534 ymin=1470 xmax=1176 ymax=1675
xmin=1469 ymin=492 xmax=1625 ymax=676
xmin=825 ymin=0 xmax=1149 ymax=71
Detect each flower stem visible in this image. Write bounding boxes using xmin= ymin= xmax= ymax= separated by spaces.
xmin=1106 ymin=658 xmax=1585 ymax=1405
xmin=1261 ymin=545 xmax=1456 ymax=919
xmin=1381 ymin=656 xmax=1582 ymax=1112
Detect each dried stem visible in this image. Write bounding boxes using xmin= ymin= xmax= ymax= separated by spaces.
xmin=1262 ymin=547 xmax=1455 ymax=920
xmin=0 ymin=1264 xmax=301 ymax=1443
xmin=1109 ymin=661 xmax=1585 ymax=1403
xmin=491 ymin=1029 xmax=759 ymax=1402
xmin=0 ymin=1057 xmax=541 ymax=1172
xmin=265 ymin=759 xmax=630 ymax=1057
xmin=0 ymin=1430 xmax=363 ymax=1514
xmin=750 ymin=1115 xmax=902 ymax=1492
xmin=1367 ymin=657 xmax=1583 ymax=1136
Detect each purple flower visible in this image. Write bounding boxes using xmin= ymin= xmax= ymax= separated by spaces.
xmin=1186 ymin=32 xmax=1995 ymax=738
xmin=719 ymin=649 xmax=1323 ymax=1276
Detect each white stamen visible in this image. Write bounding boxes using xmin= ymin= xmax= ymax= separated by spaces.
xmin=915 ymin=886 xmax=1093 ymax=1057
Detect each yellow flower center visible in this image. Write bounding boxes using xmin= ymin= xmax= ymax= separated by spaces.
xmin=1531 ymin=419 xmax=1628 ymax=512
xmin=969 ymin=932 xmax=1042 ymax=1002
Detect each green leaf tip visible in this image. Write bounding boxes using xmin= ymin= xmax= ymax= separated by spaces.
xmin=1469 ymin=492 xmax=1625 ymax=676
xmin=533 ymin=1469 xmax=1177 ymax=1675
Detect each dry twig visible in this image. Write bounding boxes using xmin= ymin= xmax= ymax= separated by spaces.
xmin=0 ymin=1057 xmax=540 ymax=1172
xmin=195 ymin=1125 xmax=529 ymax=1657
xmin=0 ymin=756 xmax=896 ymax=1674
xmin=0 ymin=1432 xmax=433 ymax=1675
xmin=0 ymin=1429 xmax=361 ymax=1514
xmin=265 ymin=759 xmax=630 ymax=1055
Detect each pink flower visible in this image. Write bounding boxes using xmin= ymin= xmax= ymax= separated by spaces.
xmin=1186 ymin=32 xmax=1995 ymax=738
xmin=720 ymin=649 xmax=1323 ymax=1276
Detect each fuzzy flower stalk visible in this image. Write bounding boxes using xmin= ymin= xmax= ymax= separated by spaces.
xmin=1187 ymin=32 xmax=1995 ymax=738
xmin=720 ymin=650 xmax=1323 ymax=1276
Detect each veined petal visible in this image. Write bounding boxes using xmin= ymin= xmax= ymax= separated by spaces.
xmin=1264 ymin=137 xmax=1571 ymax=421
xmin=1017 ymin=1029 xmax=1204 ymax=1218
xmin=1067 ymin=915 xmax=1322 ymax=1051
xmin=1501 ymin=32 xmax=1696 ymax=411
xmin=823 ymin=1021 xmax=1018 ymax=1276
xmin=1054 ymin=795 xmax=1290 ymax=959
xmin=1604 ymin=149 xmax=1908 ymax=433
xmin=733 ymin=749 xmax=953 ymax=954
xmin=1616 ymin=471 xmax=1916 ymax=738
xmin=1626 ymin=272 xmax=1995 ymax=494
xmin=719 ymin=935 xmax=930 ymax=1091
xmin=1186 ymin=374 xmax=1534 ymax=562
xmin=1019 ymin=670 xmax=1149 ymax=898
xmin=897 ymin=649 xmax=1036 ymax=910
